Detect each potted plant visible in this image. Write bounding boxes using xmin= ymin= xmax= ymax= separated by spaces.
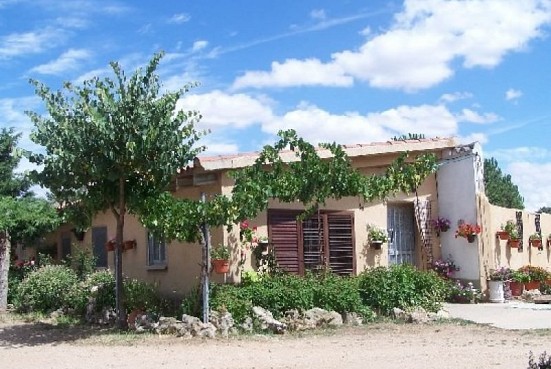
xmin=430 ymin=216 xmax=451 ymax=236
xmin=123 ymin=239 xmax=137 ymax=251
xmin=455 ymin=222 xmax=482 ymax=243
xmin=211 ymin=244 xmax=231 ymax=274
xmin=509 ymin=269 xmax=529 ymax=296
xmin=519 ymin=265 xmax=547 ymax=291
xmin=257 ymin=235 xmax=269 ymax=251
xmin=367 ymin=225 xmax=388 ymax=250
xmin=507 ymin=228 xmax=521 ymax=248
xmin=105 ymin=239 xmax=116 ymax=251
xmin=529 ymin=233 xmax=542 ymax=248
xmin=497 ymin=220 xmax=514 ymax=240
xmin=488 ymin=267 xmax=511 ymax=303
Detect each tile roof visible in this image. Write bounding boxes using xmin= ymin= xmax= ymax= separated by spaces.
xmin=191 ymin=137 xmax=458 ymax=172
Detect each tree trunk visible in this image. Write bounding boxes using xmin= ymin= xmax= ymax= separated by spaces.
xmin=115 ymin=177 xmax=127 ymax=329
xmin=0 ymin=230 xmax=11 ymax=311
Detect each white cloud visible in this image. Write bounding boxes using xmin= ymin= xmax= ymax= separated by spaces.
xmin=457 ymin=132 xmax=488 ymax=145
xmin=0 ymin=27 xmax=65 ymax=59
xmin=192 ymin=40 xmax=208 ymax=52
xmin=506 ymin=88 xmax=523 ymax=101
xmin=508 ymin=161 xmax=551 ymax=211
xmin=457 ymin=108 xmax=500 ymax=124
xmin=29 ymin=48 xmax=91 ymax=75
xmin=439 ymin=92 xmax=473 ymax=103
xmin=200 ymin=139 xmax=240 ymax=156
xmin=176 ymin=90 xmax=274 ymax=130
xmin=0 ymin=96 xmax=43 ymax=152
xmin=486 ymin=146 xmax=551 ymax=163
xmin=168 ymin=13 xmax=191 ymax=24
xmin=233 ymin=0 xmax=551 ymax=91
xmin=262 ymin=102 xmax=459 ymax=145
xmin=310 ymin=9 xmax=327 ymax=20
xmin=232 ymin=58 xmax=353 ymax=89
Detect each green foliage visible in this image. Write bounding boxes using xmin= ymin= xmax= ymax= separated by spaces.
xmin=391 ymin=133 xmax=426 ymax=141
xmin=69 ymin=270 xmax=116 ymax=315
xmin=312 ymin=273 xmax=373 ymax=319
xmin=483 ymin=157 xmax=524 ymax=209
xmin=123 ymin=278 xmax=163 ymax=314
xmin=367 ymin=225 xmax=388 ymax=243
xmin=14 ymin=265 xmax=79 ymax=313
xmin=180 ymin=284 xmax=203 ymax=318
xmin=538 ymin=207 xmax=551 ymax=214
xmin=210 ymin=244 xmax=230 ymax=260
xmin=209 ymin=272 xmax=375 ymax=324
xmin=358 ymin=264 xmax=449 ymax=315
xmin=65 ymin=245 xmax=96 ymax=280
xmin=0 ymin=128 xmax=31 ymax=198
xmin=210 ymin=283 xmax=253 ymax=323
xmin=528 ymin=351 xmax=551 ymax=369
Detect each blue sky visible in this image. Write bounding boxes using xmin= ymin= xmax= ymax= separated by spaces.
xmin=1 ymin=0 xmax=551 ymax=210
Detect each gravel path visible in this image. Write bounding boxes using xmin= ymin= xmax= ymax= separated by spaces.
xmin=1 ymin=318 xmax=551 ymax=369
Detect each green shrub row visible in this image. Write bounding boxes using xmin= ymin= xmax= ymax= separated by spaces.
xmin=11 ymin=264 xmax=166 ymax=317
xmin=191 ymin=264 xmax=448 ymax=324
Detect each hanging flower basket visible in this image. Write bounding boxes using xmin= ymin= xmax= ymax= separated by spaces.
xmin=455 ymin=222 xmax=481 ymax=243
xmin=105 ymin=239 xmax=116 ymax=251
xmin=508 ymin=238 xmax=520 ymax=248
xmin=496 ymin=231 xmax=509 ymax=241
xmin=123 ymin=240 xmax=136 ymax=250
xmin=467 ymin=234 xmax=476 ymax=243
xmin=370 ymin=241 xmax=383 ymax=250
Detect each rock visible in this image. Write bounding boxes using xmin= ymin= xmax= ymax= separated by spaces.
xmin=155 ymin=317 xmax=184 ymax=336
xmin=303 ymin=308 xmax=343 ymax=329
xmin=134 ymin=313 xmax=157 ymax=333
xmin=181 ymin=314 xmax=216 ymax=338
xmin=523 ymin=289 xmax=542 ymax=302
xmin=252 ymin=306 xmax=287 ymax=334
xmin=240 ymin=316 xmax=254 ymax=333
xmin=209 ymin=310 xmax=234 ymax=337
xmin=392 ymin=307 xmax=408 ymax=321
xmin=343 ymin=312 xmax=363 ymax=326
xmin=408 ymin=307 xmax=429 ymax=324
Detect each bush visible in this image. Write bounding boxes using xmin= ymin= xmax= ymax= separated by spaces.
xmin=124 ymin=278 xmax=162 ymax=314
xmin=66 ymin=245 xmax=96 ymax=280
xmin=70 ymin=270 xmax=116 ymax=315
xmin=210 ymin=283 xmax=253 ymax=323
xmin=313 ymin=272 xmax=374 ymax=320
xmin=358 ymin=264 xmax=449 ymax=315
xmin=528 ymin=351 xmax=551 ymax=369
xmin=14 ymin=265 xmax=79 ymax=313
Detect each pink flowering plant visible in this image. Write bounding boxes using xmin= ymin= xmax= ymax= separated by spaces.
xmin=431 ymin=257 xmax=459 ymax=279
xmin=488 ymin=266 xmax=512 ymax=281
xmin=430 ymin=216 xmax=451 ymax=234
xmin=455 ymin=222 xmax=482 ymax=238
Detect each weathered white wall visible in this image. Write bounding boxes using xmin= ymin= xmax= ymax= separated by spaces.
xmin=437 ymin=145 xmax=482 ymax=283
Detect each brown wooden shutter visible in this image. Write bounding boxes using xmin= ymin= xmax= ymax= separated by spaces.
xmin=268 ymin=210 xmax=301 ymax=275
xmin=327 ymin=213 xmax=354 ymax=276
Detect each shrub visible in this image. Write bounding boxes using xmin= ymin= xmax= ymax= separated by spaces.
xmin=14 ymin=265 xmax=79 ymax=313
xmin=358 ymin=264 xmax=449 ymax=315
xmin=66 ymin=245 xmax=96 ymax=280
xmin=313 ymin=273 xmax=374 ymax=320
xmin=528 ymin=351 xmax=551 ymax=369
xmin=124 ymin=278 xmax=163 ymax=314
xmin=70 ymin=270 xmax=116 ymax=315
xmin=180 ymin=284 xmax=202 ymax=318
xmin=210 ymin=283 xmax=253 ymax=323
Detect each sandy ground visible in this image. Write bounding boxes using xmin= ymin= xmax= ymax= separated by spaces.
xmin=1 ymin=317 xmax=551 ymax=369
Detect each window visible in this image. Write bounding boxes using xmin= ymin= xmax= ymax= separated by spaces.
xmin=147 ymin=231 xmax=166 ymax=267
xmin=268 ymin=210 xmax=355 ymax=276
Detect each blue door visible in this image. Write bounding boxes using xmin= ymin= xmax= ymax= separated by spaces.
xmin=92 ymin=226 xmax=108 ymax=268
xmin=387 ymin=204 xmax=416 ymax=265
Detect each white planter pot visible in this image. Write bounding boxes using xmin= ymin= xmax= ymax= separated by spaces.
xmin=488 ymin=280 xmax=505 ymax=303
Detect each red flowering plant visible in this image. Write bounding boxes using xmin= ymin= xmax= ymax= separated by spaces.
xmin=238 ymin=219 xmax=258 ymax=268
xmin=455 ymin=222 xmax=482 ymax=239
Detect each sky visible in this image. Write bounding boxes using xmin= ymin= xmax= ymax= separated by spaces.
xmin=1 ymin=0 xmax=551 ymax=211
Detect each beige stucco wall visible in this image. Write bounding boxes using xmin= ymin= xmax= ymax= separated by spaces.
xmin=478 ymin=195 xmax=551 ymax=292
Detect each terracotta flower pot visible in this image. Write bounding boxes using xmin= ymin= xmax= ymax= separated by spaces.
xmin=508 ymin=239 xmax=520 ymax=248
xmin=467 ymin=234 xmax=476 ymax=243
xmin=123 ymin=240 xmax=136 ymax=251
xmin=496 ymin=231 xmax=509 ymax=241
xmin=530 ymin=239 xmax=542 ymax=248
xmin=524 ymin=280 xmax=541 ymax=291
xmin=509 ymin=281 xmax=524 ymax=296
xmin=105 ymin=240 xmax=115 ymax=251
xmin=212 ymin=259 xmax=230 ymax=274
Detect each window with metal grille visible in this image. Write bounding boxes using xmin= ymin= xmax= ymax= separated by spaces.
xmin=147 ymin=231 xmax=166 ymax=266
xmin=268 ymin=210 xmax=355 ymax=276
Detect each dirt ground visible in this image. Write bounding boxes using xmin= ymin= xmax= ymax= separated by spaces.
xmin=1 ymin=316 xmax=551 ymax=369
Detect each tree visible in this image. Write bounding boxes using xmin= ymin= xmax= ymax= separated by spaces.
xmin=27 ymin=52 xmax=205 ymax=327
xmin=483 ymin=158 xmax=524 ymax=209
xmin=537 ymin=207 xmax=551 ymax=214
xmin=0 ymin=129 xmax=59 ymax=310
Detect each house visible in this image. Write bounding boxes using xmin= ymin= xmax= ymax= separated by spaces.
xmin=42 ymin=136 xmax=551 ymax=297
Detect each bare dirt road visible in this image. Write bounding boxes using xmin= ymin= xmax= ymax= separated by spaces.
xmin=1 ymin=318 xmax=551 ymax=369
